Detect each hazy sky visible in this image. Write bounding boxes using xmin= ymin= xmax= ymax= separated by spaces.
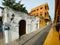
xmin=0 ymin=0 xmax=55 ymax=20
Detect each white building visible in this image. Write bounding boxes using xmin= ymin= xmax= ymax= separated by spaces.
xmin=1 ymin=7 xmax=40 ymax=43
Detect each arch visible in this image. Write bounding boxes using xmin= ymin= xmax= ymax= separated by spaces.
xmin=19 ymin=20 xmax=26 ymax=37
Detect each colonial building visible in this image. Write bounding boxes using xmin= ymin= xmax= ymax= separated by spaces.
xmin=0 ymin=7 xmax=40 ymax=43
xmin=54 ymin=0 xmax=60 ymax=32
xmin=29 ymin=3 xmax=51 ymax=28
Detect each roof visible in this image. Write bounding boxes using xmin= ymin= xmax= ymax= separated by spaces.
xmin=30 ymin=3 xmax=48 ymax=11
xmin=4 ymin=7 xmax=39 ymax=20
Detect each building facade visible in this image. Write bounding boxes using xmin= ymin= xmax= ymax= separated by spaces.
xmin=1 ymin=7 xmax=40 ymax=43
xmin=29 ymin=3 xmax=51 ymax=28
xmin=54 ymin=0 xmax=60 ymax=32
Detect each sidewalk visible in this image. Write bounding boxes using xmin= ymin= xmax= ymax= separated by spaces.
xmin=7 ymin=24 xmax=51 ymax=45
xmin=6 ymin=29 xmax=42 ymax=45
xmin=0 ymin=32 xmax=5 ymax=45
xmin=43 ymin=27 xmax=60 ymax=45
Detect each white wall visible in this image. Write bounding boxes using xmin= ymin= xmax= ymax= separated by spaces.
xmin=3 ymin=7 xmax=40 ymax=43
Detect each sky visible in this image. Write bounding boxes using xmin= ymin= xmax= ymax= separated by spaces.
xmin=0 ymin=0 xmax=55 ymax=21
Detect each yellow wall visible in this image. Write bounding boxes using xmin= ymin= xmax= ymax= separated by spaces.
xmin=39 ymin=19 xmax=47 ymax=28
xmin=29 ymin=3 xmax=50 ymax=28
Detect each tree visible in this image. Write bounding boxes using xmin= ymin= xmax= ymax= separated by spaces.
xmin=2 ymin=0 xmax=28 ymax=13
xmin=2 ymin=0 xmax=15 ymax=7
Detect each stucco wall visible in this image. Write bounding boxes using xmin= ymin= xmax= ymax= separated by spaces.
xmin=2 ymin=7 xmax=40 ymax=43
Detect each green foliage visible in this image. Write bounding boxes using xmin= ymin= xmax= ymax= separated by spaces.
xmin=3 ymin=0 xmax=15 ymax=7
xmin=2 ymin=0 xmax=28 ymax=13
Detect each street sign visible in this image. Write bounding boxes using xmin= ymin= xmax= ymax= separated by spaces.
xmin=4 ymin=23 xmax=10 ymax=30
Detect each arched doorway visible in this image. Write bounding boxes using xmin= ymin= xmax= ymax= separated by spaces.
xmin=19 ymin=20 xmax=26 ymax=37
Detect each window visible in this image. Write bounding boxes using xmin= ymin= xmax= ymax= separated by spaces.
xmin=45 ymin=12 xmax=46 ymax=17
xmin=37 ymin=9 xmax=38 ymax=11
xmin=45 ymin=12 xmax=49 ymax=17
xmin=40 ymin=7 xmax=43 ymax=9
xmin=40 ymin=14 xmax=42 ymax=16
xmin=57 ymin=16 xmax=60 ymax=22
xmin=59 ymin=16 xmax=60 ymax=22
xmin=11 ymin=18 xmax=13 ymax=21
xmin=11 ymin=14 xmax=15 ymax=21
xmin=40 ymin=12 xmax=42 ymax=16
xmin=45 ymin=5 xmax=49 ymax=10
xmin=12 ymin=14 xmax=15 ymax=17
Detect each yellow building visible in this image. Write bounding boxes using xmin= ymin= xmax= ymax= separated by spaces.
xmin=43 ymin=1 xmax=60 ymax=45
xmin=29 ymin=3 xmax=51 ymax=28
xmin=53 ymin=0 xmax=60 ymax=32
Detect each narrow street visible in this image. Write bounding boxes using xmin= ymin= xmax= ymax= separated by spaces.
xmin=0 ymin=0 xmax=60 ymax=45
xmin=7 ymin=24 xmax=52 ymax=45
xmin=22 ymin=24 xmax=52 ymax=45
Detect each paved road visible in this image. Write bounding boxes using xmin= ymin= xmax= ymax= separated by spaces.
xmin=7 ymin=24 xmax=52 ymax=45
xmin=22 ymin=24 xmax=52 ymax=45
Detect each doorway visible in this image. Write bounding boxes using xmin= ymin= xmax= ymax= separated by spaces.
xmin=19 ymin=20 xmax=26 ymax=37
